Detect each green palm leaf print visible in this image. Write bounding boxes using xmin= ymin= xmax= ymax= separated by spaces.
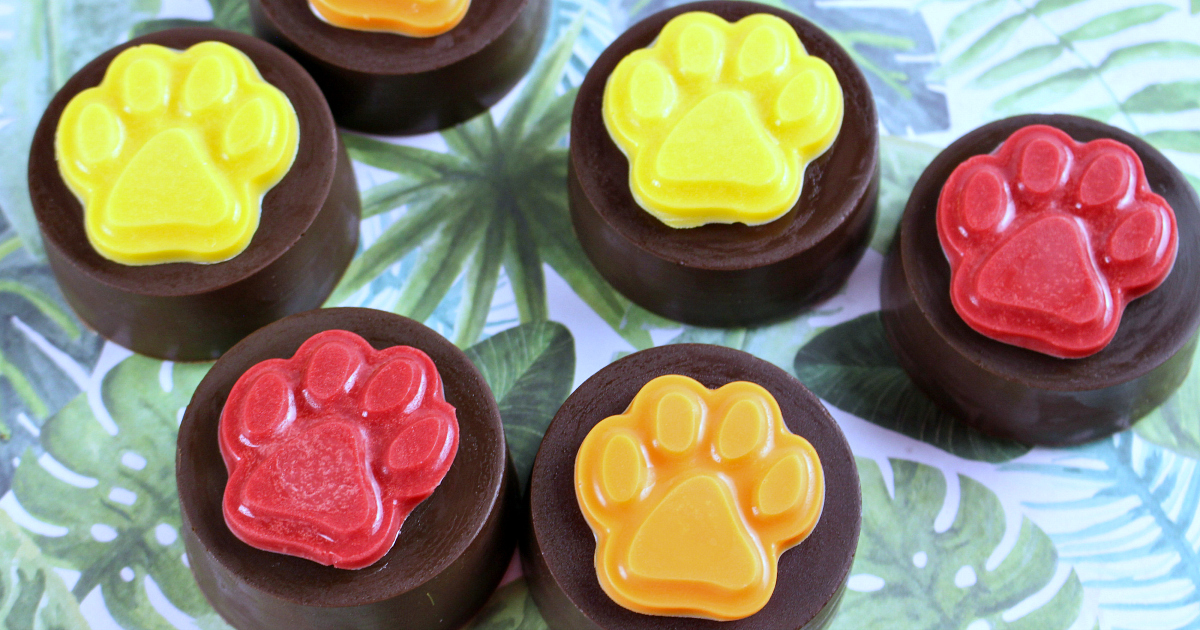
xmin=331 ymin=24 xmax=652 ymax=349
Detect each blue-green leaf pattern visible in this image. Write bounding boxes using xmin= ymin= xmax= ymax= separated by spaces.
xmin=1012 ymin=435 xmax=1200 ymax=629
xmin=0 ymin=0 xmax=160 ymax=255
xmin=0 ymin=0 xmax=1198 ymax=628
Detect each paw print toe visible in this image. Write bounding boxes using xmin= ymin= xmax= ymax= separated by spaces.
xmin=653 ymin=390 xmax=702 ymax=454
xmin=121 ymin=56 xmax=169 ymax=114
xmin=775 ymin=69 xmax=821 ymax=124
xmin=220 ymin=330 xmax=458 ymax=569
xmin=387 ymin=416 xmax=447 ymax=472
xmin=600 ymin=434 xmax=646 ymax=504
xmin=1109 ymin=207 xmax=1163 ymax=263
xmin=673 ymin=20 xmax=724 ymax=78
xmin=603 ymin=12 xmax=844 ymax=228
xmin=303 ymin=340 xmax=363 ymax=401
xmin=774 ymin=60 xmax=841 ymax=149
xmin=55 ymin=42 xmax=299 ymax=265
xmin=1079 ymin=150 xmax=1132 ymax=208
xmin=938 ymin=125 xmax=1178 ymax=358
xmin=737 ymin=25 xmax=786 ymax=79
xmin=756 ymin=454 xmax=805 ymax=517
xmin=364 ymin=357 xmax=426 ymax=414
xmin=224 ymin=99 xmax=271 ymax=158
xmin=183 ymin=53 xmax=235 ymax=112
xmin=1016 ymin=135 xmax=1068 ymax=194
xmin=959 ymin=168 xmax=1009 ymax=233
xmin=238 ymin=370 xmax=295 ymax=440
xmin=716 ymin=398 xmax=767 ymax=461
xmin=627 ymin=62 xmax=677 ymax=121
xmin=73 ymin=104 xmax=123 ymax=166
xmin=575 ymin=376 xmax=824 ymax=620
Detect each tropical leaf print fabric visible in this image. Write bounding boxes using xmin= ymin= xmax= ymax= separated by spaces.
xmin=0 ymin=0 xmax=1198 ymax=628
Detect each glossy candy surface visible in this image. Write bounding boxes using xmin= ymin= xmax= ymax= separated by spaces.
xmin=602 ymin=12 xmax=843 ymax=228
xmin=937 ymin=124 xmax=1177 ymax=358
xmin=219 ymin=329 xmax=458 ymax=570
xmin=308 ymin=0 xmax=470 ymax=37
xmin=575 ymin=374 xmax=823 ymax=620
xmin=55 ymin=42 xmax=299 ymax=266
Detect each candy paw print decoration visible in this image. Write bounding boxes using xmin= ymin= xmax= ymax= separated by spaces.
xmin=219 ymin=330 xmax=458 ymax=569
xmin=603 ymin=12 xmax=844 ymax=228
xmin=55 ymin=42 xmax=299 ymax=266
xmin=938 ymin=125 xmax=1178 ymax=358
xmin=575 ymin=375 xmax=824 ymax=620
xmin=309 ymin=0 xmax=470 ymax=37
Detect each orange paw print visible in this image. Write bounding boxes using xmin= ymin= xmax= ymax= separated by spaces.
xmin=309 ymin=0 xmax=470 ymax=37
xmin=575 ymin=375 xmax=824 ymax=620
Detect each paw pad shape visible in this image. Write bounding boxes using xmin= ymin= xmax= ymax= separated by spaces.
xmin=603 ymin=12 xmax=844 ymax=228
xmin=56 ymin=42 xmax=299 ymax=266
xmin=219 ymin=330 xmax=458 ymax=569
xmin=309 ymin=0 xmax=469 ymax=37
xmin=937 ymin=125 xmax=1178 ymax=358
xmin=575 ymin=375 xmax=824 ymax=620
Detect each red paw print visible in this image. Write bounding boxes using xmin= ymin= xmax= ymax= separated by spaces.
xmin=937 ymin=125 xmax=1178 ymax=358
xmin=218 ymin=330 xmax=458 ymax=569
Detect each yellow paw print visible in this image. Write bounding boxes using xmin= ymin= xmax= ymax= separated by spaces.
xmin=603 ymin=12 xmax=844 ymax=228
xmin=56 ymin=42 xmax=300 ymax=266
xmin=575 ymin=375 xmax=824 ymax=620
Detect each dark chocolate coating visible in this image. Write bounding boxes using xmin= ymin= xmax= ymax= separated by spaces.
xmin=250 ymin=0 xmax=549 ymax=135
xmin=178 ymin=308 xmax=517 ymax=630
xmin=523 ymin=344 xmax=860 ymax=630
xmin=28 ymin=28 xmax=360 ymax=362
xmin=569 ymin=1 xmax=879 ymax=327
xmin=881 ymin=114 xmax=1200 ymax=446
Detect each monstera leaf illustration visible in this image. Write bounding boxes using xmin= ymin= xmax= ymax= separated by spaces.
xmin=0 ymin=509 xmax=88 ymax=630
xmin=466 ymin=322 xmax=576 ymax=490
xmin=832 ymin=458 xmax=1085 ymax=629
xmin=10 ymin=356 xmax=221 ymax=630
xmin=0 ymin=214 xmax=102 ymax=493
xmin=794 ymin=313 xmax=1031 ymax=463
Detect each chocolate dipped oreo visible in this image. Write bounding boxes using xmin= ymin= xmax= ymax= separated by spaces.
xmin=569 ymin=1 xmax=879 ymax=327
xmin=178 ymin=307 xmax=517 ymax=630
xmin=249 ymin=0 xmax=549 ymax=135
xmin=882 ymin=114 xmax=1200 ymax=446
xmin=28 ymin=27 xmax=359 ymax=362
xmin=523 ymin=343 xmax=859 ymax=630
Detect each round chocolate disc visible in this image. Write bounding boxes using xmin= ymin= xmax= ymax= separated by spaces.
xmin=28 ymin=28 xmax=360 ymax=362
xmin=569 ymin=1 xmax=879 ymax=327
xmin=523 ymin=343 xmax=860 ymax=630
xmin=178 ymin=307 xmax=517 ymax=630
xmin=250 ymin=0 xmax=549 ymax=135
xmin=882 ymin=113 xmax=1200 ymax=445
